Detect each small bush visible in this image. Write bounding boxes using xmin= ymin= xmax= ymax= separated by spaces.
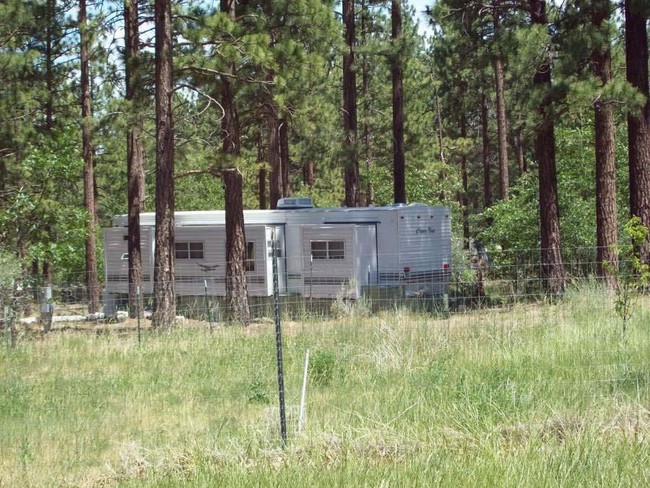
xmin=310 ymin=349 xmax=337 ymax=387
xmin=0 ymin=250 xmax=21 ymax=300
xmin=247 ymin=375 xmax=270 ymax=404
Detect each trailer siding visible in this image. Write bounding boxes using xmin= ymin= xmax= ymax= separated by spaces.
xmin=104 ymin=204 xmax=451 ymax=304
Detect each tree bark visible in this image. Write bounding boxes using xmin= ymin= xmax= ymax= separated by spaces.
xmin=343 ymin=0 xmax=359 ymax=207
xmin=258 ymin=165 xmax=267 ymax=208
xmin=219 ymin=16 xmax=240 ymax=157
xmin=494 ymin=56 xmax=509 ymax=200
xmin=268 ymin=106 xmax=282 ymax=209
xmin=492 ymin=2 xmax=509 ymax=200
xmin=530 ymin=0 xmax=565 ymax=295
xmin=224 ymin=169 xmax=250 ymax=325
xmin=258 ymin=130 xmax=267 ymax=208
xmin=125 ymin=0 xmax=145 ymax=318
xmin=303 ymin=160 xmax=314 ymax=189
xmin=279 ymin=117 xmax=291 ymax=197
xmin=45 ymin=0 xmax=55 ymax=132
xmin=391 ymin=0 xmax=406 ymax=204
xmin=220 ymin=0 xmax=250 ymax=325
xmin=79 ymin=0 xmax=99 ymax=314
xmin=361 ymin=0 xmax=373 ymax=206
xmin=481 ymin=93 xmax=492 ymax=208
xmin=220 ymin=80 xmax=239 ymax=155
xmin=625 ymin=0 xmax=650 ymax=263
xmin=460 ymin=115 xmax=470 ymax=249
xmin=42 ymin=1 xmax=55 ymax=303
xmin=514 ymin=126 xmax=527 ymax=175
xmin=152 ymin=0 xmax=176 ymax=329
xmin=592 ymin=0 xmax=618 ymax=285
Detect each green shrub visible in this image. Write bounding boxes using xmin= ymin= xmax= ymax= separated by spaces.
xmin=0 ymin=249 xmax=21 ymax=307
xmin=247 ymin=375 xmax=270 ymax=404
xmin=310 ymin=349 xmax=337 ymax=387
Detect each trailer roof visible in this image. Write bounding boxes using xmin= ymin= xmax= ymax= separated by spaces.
xmin=111 ymin=203 xmax=448 ymax=227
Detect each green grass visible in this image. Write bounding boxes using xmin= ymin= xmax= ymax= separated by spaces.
xmin=1 ymin=287 xmax=649 ymax=487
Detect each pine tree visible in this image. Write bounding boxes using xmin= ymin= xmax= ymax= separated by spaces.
xmin=591 ymin=0 xmax=618 ymax=285
xmin=492 ymin=0 xmax=509 ymax=201
xmin=530 ymin=0 xmax=566 ymax=295
xmin=220 ymin=0 xmax=250 ymax=326
xmin=625 ymin=0 xmax=650 ymax=263
xmin=79 ymin=0 xmax=100 ymax=314
xmin=391 ymin=0 xmax=406 ymax=204
xmin=343 ymin=0 xmax=360 ymax=207
xmin=152 ymin=0 xmax=176 ymax=329
xmin=125 ymin=0 xmax=146 ymax=319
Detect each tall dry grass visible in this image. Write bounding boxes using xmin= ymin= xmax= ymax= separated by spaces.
xmin=1 ymin=285 xmax=648 ymax=486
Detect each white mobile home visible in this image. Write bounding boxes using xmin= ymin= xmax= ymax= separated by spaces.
xmin=104 ymin=199 xmax=451 ymax=306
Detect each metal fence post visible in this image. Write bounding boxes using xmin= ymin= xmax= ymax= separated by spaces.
xmin=298 ymin=349 xmax=310 ymax=433
xmin=272 ymin=229 xmax=288 ymax=445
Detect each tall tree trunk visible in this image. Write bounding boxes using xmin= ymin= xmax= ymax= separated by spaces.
xmin=279 ymin=117 xmax=291 ymax=197
xmin=79 ymin=0 xmax=99 ymax=314
xmin=361 ymin=0 xmax=373 ymax=206
xmin=492 ymin=3 xmax=509 ymax=200
xmin=45 ymin=0 xmax=55 ymax=132
xmin=41 ymin=0 xmax=55 ymax=315
xmin=258 ymin=165 xmax=267 ymax=208
xmin=303 ymin=160 xmax=314 ymax=189
xmin=481 ymin=93 xmax=492 ymax=208
xmin=220 ymin=82 xmax=239 ymax=155
xmin=152 ymin=0 xmax=175 ymax=329
xmin=343 ymin=0 xmax=359 ymax=207
xmin=268 ymin=106 xmax=282 ymax=209
xmin=41 ymin=0 xmax=56 ymax=298
xmin=43 ymin=261 xmax=52 ymax=287
xmin=224 ymin=169 xmax=250 ymax=325
xmin=258 ymin=130 xmax=267 ymax=209
xmin=530 ymin=0 xmax=565 ymax=295
xmin=261 ymin=0 xmax=281 ymax=209
xmin=592 ymin=0 xmax=618 ymax=285
xmin=18 ymin=240 xmax=32 ymax=316
xmin=625 ymin=0 xmax=650 ymax=263
xmin=221 ymin=0 xmax=249 ymax=326
xmin=494 ymin=59 xmax=509 ymax=200
xmin=125 ymin=0 xmax=145 ymax=318
xmin=43 ymin=259 xmax=52 ymax=331
xmin=460 ymin=115 xmax=470 ymax=249
xmin=391 ymin=0 xmax=406 ymax=204
xmin=514 ymin=126 xmax=527 ymax=175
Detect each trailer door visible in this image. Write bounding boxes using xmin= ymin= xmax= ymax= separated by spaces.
xmin=266 ymin=225 xmax=287 ymax=294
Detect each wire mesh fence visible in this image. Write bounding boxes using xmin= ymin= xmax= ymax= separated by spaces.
xmin=0 ymin=246 xmax=642 ymax=327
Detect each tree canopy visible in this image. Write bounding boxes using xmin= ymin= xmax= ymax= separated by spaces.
xmin=1 ymin=0 xmax=649 ymax=307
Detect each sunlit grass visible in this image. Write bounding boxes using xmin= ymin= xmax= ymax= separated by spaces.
xmin=1 ymin=287 xmax=649 ymax=486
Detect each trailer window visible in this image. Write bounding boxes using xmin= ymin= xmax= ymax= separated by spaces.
xmin=175 ymin=242 xmax=204 ymax=259
xmin=223 ymin=241 xmax=256 ymax=270
xmin=245 ymin=242 xmax=255 ymax=272
xmin=311 ymin=240 xmax=345 ymax=260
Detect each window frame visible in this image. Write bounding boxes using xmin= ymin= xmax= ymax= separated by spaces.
xmin=310 ymin=240 xmax=345 ymax=261
xmin=245 ymin=241 xmax=255 ymax=272
xmin=175 ymin=241 xmax=204 ymax=260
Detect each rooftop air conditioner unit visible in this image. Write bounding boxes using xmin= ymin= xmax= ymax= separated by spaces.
xmin=277 ymin=197 xmax=314 ymax=209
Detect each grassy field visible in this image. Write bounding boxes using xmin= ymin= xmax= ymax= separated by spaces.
xmin=1 ymin=286 xmax=649 ymax=487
